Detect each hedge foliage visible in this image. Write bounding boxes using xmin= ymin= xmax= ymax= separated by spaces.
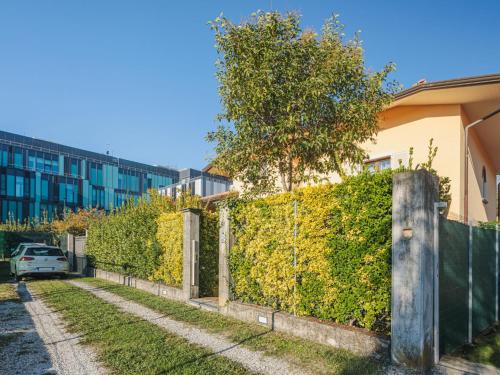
xmin=153 ymin=211 xmax=183 ymax=287
xmin=86 ymin=192 xmax=174 ymax=280
xmin=229 ymin=169 xmax=393 ymax=333
xmin=199 ymin=211 xmax=219 ymax=297
xmin=86 ymin=191 xmax=220 ymax=293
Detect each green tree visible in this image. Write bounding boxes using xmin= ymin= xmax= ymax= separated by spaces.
xmin=207 ymin=11 xmax=396 ymax=195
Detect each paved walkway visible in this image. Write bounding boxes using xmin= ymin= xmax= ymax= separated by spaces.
xmin=69 ymin=280 xmax=309 ymax=375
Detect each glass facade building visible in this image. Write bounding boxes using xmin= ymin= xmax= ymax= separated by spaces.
xmin=0 ymin=130 xmax=178 ymax=223
xmin=159 ymin=168 xmax=231 ymax=199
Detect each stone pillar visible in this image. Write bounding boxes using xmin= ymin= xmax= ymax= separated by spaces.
xmin=182 ymin=208 xmax=200 ymax=300
xmin=218 ymin=206 xmax=233 ymax=307
xmin=392 ymin=170 xmax=439 ymax=371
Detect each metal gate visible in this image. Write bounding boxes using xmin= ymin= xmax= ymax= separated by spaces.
xmin=439 ymin=216 xmax=498 ymax=355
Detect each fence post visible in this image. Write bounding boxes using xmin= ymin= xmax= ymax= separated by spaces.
xmin=218 ymin=205 xmax=233 ymax=307
xmin=182 ymin=208 xmax=200 ymax=300
xmin=392 ymin=170 xmax=439 ymax=371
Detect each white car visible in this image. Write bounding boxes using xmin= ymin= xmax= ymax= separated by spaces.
xmin=9 ymin=243 xmax=44 ymax=274
xmin=11 ymin=245 xmax=69 ymax=281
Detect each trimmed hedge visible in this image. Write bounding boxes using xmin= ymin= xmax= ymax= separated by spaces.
xmin=86 ymin=191 xmax=219 ymax=294
xmin=154 ymin=211 xmax=183 ymax=287
xmin=199 ymin=211 xmax=219 ymax=297
xmin=86 ymin=192 xmax=175 ymax=279
xmin=229 ymin=170 xmax=393 ymax=333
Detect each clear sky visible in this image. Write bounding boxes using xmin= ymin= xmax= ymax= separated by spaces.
xmin=0 ymin=1 xmax=498 ymax=170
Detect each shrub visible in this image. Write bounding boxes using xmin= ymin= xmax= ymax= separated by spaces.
xmin=228 ymin=169 xmax=393 ymax=333
xmin=153 ymin=211 xmax=183 ymax=287
xmin=86 ymin=191 xmax=175 ymax=279
xmin=199 ymin=211 xmax=219 ymax=297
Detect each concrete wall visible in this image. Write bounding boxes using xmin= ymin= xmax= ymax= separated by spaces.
xmin=220 ymin=301 xmax=389 ymax=357
xmin=92 ymin=268 xmax=185 ymax=302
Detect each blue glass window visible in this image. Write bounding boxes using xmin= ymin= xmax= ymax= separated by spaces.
xmin=15 ymin=176 xmax=23 ymax=197
xmin=71 ymin=160 xmax=78 ymax=177
xmin=36 ymin=156 xmax=44 ymax=171
xmin=30 ymin=178 xmax=35 ymax=199
xmin=14 ymin=148 xmax=23 ymax=168
xmin=41 ymin=178 xmax=48 ymax=200
xmin=28 ymin=153 xmax=36 ymax=170
xmin=52 ymin=156 xmax=58 ymax=174
xmin=6 ymin=174 xmax=14 ymax=197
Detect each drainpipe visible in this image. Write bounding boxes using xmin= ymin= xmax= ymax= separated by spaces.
xmin=464 ymin=108 xmax=500 ymax=223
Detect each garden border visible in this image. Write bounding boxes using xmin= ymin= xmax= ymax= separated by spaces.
xmin=89 ymin=267 xmax=390 ymax=357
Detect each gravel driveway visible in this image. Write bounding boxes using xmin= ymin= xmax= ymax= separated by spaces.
xmin=0 ymin=282 xmax=106 ymax=375
xmin=71 ymin=280 xmax=310 ymax=375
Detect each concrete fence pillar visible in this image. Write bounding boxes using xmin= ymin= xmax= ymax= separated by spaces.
xmin=392 ymin=170 xmax=439 ymax=371
xmin=182 ymin=208 xmax=200 ymax=300
xmin=218 ymin=205 xmax=233 ymax=307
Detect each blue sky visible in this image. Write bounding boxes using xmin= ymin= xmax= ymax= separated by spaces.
xmin=0 ymin=1 xmax=498 ymax=170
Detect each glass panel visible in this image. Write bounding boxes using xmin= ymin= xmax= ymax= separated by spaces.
xmin=37 ymin=157 xmax=44 ymax=171
xmin=41 ymin=179 xmax=48 ymax=200
xmin=7 ymin=174 xmax=14 ymax=197
xmin=71 ymin=159 xmax=78 ymax=177
xmin=28 ymin=155 xmax=36 ymax=170
xmin=14 ymin=148 xmax=23 ymax=168
xmin=15 ymin=176 xmax=23 ymax=197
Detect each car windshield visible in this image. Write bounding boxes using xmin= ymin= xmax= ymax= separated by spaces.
xmin=24 ymin=247 xmax=64 ymax=257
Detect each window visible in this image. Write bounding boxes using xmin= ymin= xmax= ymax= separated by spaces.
xmin=41 ymin=177 xmax=49 ymax=200
xmin=14 ymin=148 xmax=23 ymax=168
xmin=365 ymin=157 xmax=391 ymax=172
xmin=482 ymin=166 xmax=488 ymax=204
xmin=15 ymin=176 xmax=23 ymax=197
xmin=6 ymin=173 xmax=14 ymax=197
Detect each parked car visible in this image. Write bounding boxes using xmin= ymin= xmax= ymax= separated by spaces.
xmin=9 ymin=243 xmax=44 ymax=275
xmin=11 ymin=245 xmax=69 ymax=281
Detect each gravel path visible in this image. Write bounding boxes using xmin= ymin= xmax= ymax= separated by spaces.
xmin=70 ymin=280 xmax=309 ymax=375
xmin=0 ymin=282 xmax=106 ymax=375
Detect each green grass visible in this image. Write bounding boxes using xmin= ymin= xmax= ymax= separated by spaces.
xmin=28 ymin=280 xmax=251 ymax=375
xmin=81 ymin=277 xmax=382 ymax=375
xmin=0 ymin=261 xmax=17 ymax=303
xmin=454 ymin=324 xmax=500 ymax=367
xmin=0 ymin=261 xmax=12 ymax=284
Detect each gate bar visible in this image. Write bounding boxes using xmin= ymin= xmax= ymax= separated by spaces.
xmin=433 ymin=202 xmax=447 ymax=364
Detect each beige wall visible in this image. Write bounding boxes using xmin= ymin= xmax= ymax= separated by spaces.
xmin=231 ymin=103 xmax=498 ymax=222
xmin=461 ymin=107 xmax=497 ymax=222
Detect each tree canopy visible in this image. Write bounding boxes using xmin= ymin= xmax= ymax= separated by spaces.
xmin=207 ymin=11 xmax=397 ymax=194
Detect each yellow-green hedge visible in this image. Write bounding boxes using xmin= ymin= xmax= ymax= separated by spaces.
xmin=199 ymin=211 xmax=219 ymax=297
xmin=153 ymin=211 xmax=183 ymax=287
xmin=86 ymin=191 xmax=175 ymax=279
xmin=229 ymin=169 xmax=392 ymax=333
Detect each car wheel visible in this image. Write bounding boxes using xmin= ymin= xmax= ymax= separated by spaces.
xmin=15 ymin=274 xmax=22 ymax=282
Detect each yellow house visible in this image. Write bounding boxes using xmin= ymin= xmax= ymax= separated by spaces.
xmin=220 ymin=73 xmax=500 ymax=223
xmin=361 ymin=73 xmax=500 ymax=223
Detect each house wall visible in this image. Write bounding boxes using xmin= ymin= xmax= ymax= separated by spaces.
xmin=460 ymin=108 xmax=497 ymax=222
xmin=230 ymin=104 xmax=497 ymax=222
xmin=362 ymin=104 xmax=463 ymax=217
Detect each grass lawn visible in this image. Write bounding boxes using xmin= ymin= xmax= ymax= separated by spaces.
xmin=81 ymin=277 xmax=382 ymax=375
xmin=0 ymin=260 xmax=12 ymax=283
xmin=0 ymin=261 xmax=17 ymax=303
xmin=29 ymin=280 xmax=251 ymax=375
xmin=454 ymin=324 xmax=500 ymax=368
